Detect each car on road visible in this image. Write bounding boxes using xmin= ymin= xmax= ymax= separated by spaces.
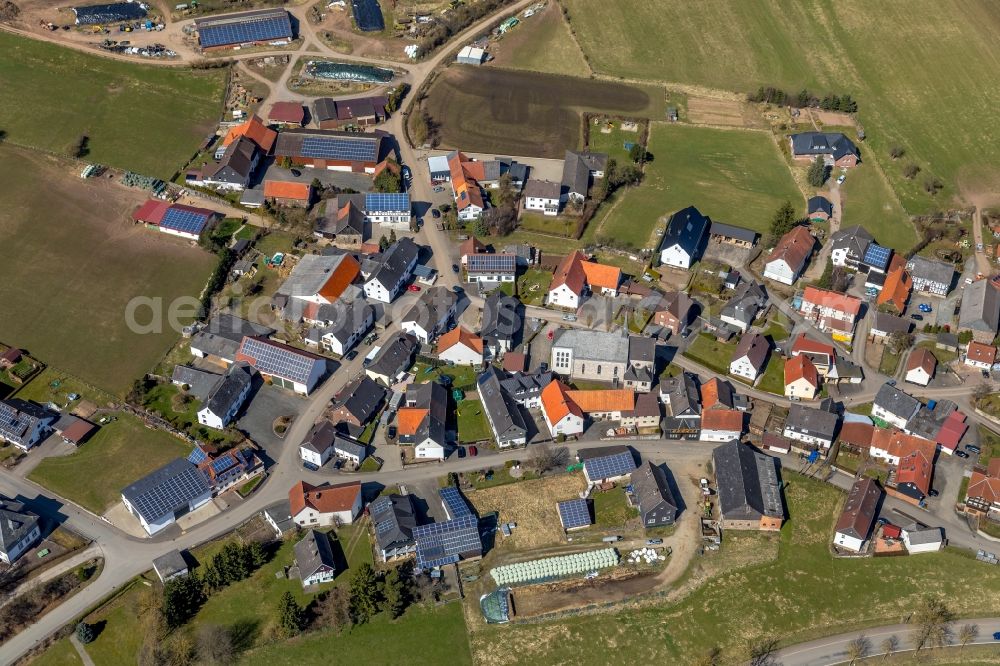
xmin=387 ymin=425 xmax=397 ymax=439
xmin=956 ymin=450 xmax=969 ymax=458
xmin=432 ymin=208 xmax=441 ymax=219
xmin=345 ymin=350 xmax=359 ymax=361
xmin=408 ymin=284 xmax=421 ymax=292
xmin=562 ymin=314 xmax=577 ymax=322
xmin=469 ymin=445 xmax=478 ymax=456
xmin=364 ymin=333 xmax=377 ymax=345
xmin=456 ymin=447 xmax=466 ymax=458
xmin=290 ymin=168 xmax=302 ymax=177
xmin=453 ymin=285 xmax=464 ymax=293
xmin=910 ymin=313 xmax=924 ymax=321
xmin=837 ymin=174 xmax=846 ymax=185
xmin=303 ymin=461 xmax=319 ymax=472
xmin=452 ymin=263 xmax=460 ymax=273
xmin=978 ymin=242 xmax=984 ymax=251
xmin=993 ymin=631 xmax=1000 ymax=641
xmin=646 ymin=538 xmax=663 ymax=546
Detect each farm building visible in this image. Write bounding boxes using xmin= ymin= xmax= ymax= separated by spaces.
xmin=712 ymin=441 xmax=784 ymax=531
xmin=263 ymin=180 xmax=312 ymax=206
xmin=557 ymin=498 xmax=592 ymax=531
xmin=709 ymin=222 xmax=757 ymax=248
xmin=273 ymin=129 xmax=385 ymax=174
xmin=313 ymin=96 xmax=389 ymax=130
xmin=456 ymin=45 xmax=487 ymax=65
xmin=789 ymin=132 xmax=860 ymax=167
xmin=833 ymin=477 xmax=883 ymax=552
xmin=121 ymin=458 xmax=213 ymax=535
xmin=580 ymin=446 xmax=637 ymax=486
xmin=764 ymin=226 xmax=815 ymax=285
xmin=194 ymin=9 xmax=293 ymax=51
xmin=132 ymin=200 xmax=220 ymax=241
xmin=235 ymin=336 xmax=326 ymax=395
xmin=659 ymin=206 xmax=709 ymax=270
xmin=267 ymin=102 xmax=305 ymax=126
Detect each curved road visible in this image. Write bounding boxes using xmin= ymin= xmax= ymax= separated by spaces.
xmin=774 ymin=618 xmax=1000 ymax=665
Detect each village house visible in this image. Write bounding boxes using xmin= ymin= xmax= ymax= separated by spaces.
xmin=721 ymin=282 xmax=768 ymax=333
xmin=906 ymin=256 xmax=954 ymax=297
xmin=299 ymin=421 xmax=339 ymax=468
xmin=807 ymin=195 xmax=833 ymax=222
xmin=965 ymin=341 xmax=998 ymax=370
xmin=362 ymin=237 xmax=420 ymax=303
xmin=274 ymin=253 xmax=362 ymax=319
xmin=630 ymin=462 xmax=679 ymax=528
xmin=0 ymin=498 xmax=41 ymax=564
xmin=369 ymin=494 xmax=419 ymax=561
xmin=785 ymin=354 xmax=819 ymax=400
xmin=872 ymin=384 xmax=921 ymax=429
xmin=200 ymin=135 xmax=260 ymax=191
xmin=499 ymin=370 xmax=553 ymax=408
xmin=480 ymin=292 xmax=521 ymax=359
xmin=833 ymin=477 xmax=883 ymax=553
xmin=540 ymin=380 xmax=585 ymax=438
xmin=401 ymin=286 xmax=458 ymax=344
xmin=546 ymin=251 xmax=621 ymax=309
xmin=437 ymin=326 xmax=484 ymax=366
xmin=290 ymin=480 xmax=363 ymax=527
xmin=314 ymin=199 xmax=366 ymax=249
xmin=958 ymin=279 xmax=1000 ymax=343
xmin=196 ymin=362 xmax=254 ymax=430
xmin=763 ymin=226 xmax=815 ymax=285
xmin=477 ymin=367 xmax=528 ymax=448
xmin=869 ymin=312 xmax=912 ymax=344
xmin=877 ymin=262 xmax=912 ymax=313
xmin=658 ymin=206 xmax=709 ymax=270
xmin=798 ymin=286 xmax=862 ymax=343
xmin=729 ymin=332 xmax=769 ymax=382
xmin=397 ymin=382 xmax=448 ymax=459
xmin=0 ymin=399 xmax=55 ymax=451
xmin=295 ymin=529 xmax=337 ymax=588
xmin=783 ymin=402 xmax=839 ymax=450
xmin=789 ymin=131 xmax=860 ymax=167
xmin=523 ymin=179 xmax=562 ymax=216
xmin=365 ymin=333 xmax=418 ymax=386
xmin=305 ymin=300 xmax=375 ymax=357
xmin=329 ymin=375 xmax=386 ymax=430
xmin=263 ymin=179 xmax=312 ymax=207
xmin=653 ymin=291 xmax=696 ymax=336
xmin=465 ymin=253 xmax=517 ymax=285
xmin=965 ymin=459 xmax=1000 ymax=519
xmin=561 ymin=150 xmax=607 ymax=204
xmin=700 ymin=409 xmax=744 ymax=442
xmin=713 ymin=441 xmax=784 ymax=531
xmin=904 ymin=348 xmax=936 ymax=387
xmin=312 ymin=96 xmax=389 ymax=130
xmin=580 ymin=446 xmax=637 ymax=485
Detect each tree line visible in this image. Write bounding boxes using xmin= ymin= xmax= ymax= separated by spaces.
xmin=747 ymin=86 xmax=858 ymax=112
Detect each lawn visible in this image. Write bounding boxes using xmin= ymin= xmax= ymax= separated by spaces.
xmin=977 ymin=426 xmax=1000 ymax=468
xmin=14 ymin=366 xmax=111 ymax=408
xmin=757 ymin=356 xmax=785 ymax=395
xmin=456 ymin=399 xmax=492 ymax=444
xmin=838 ymin=160 xmax=917 ymax=251
xmin=488 ymin=1 xmax=591 ymax=78
xmin=878 ymin=347 xmax=902 ymax=376
xmin=917 ymin=339 xmax=957 ymax=364
xmin=594 ymin=123 xmax=801 ymax=250
xmin=559 ymin=0 xmax=1000 ymax=215
xmin=411 ymin=362 xmax=478 ymax=391
xmin=591 ymin=488 xmax=638 ymax=528
xmin=28 ymin=412 xmax=190 ymax=513
xmin=0 ymin=144 xmax=218 ymax=395
xmin=0 ymin=32 xmax=225 ymax=178
xmin=470 ymin=472 xmax=1000 ymax=664
xmin=587 ymin=122 xmax=644 ymax=164
xmin=682 ymin=333 xmax=737 ymax=375
xmin=834 ymin=449 xmax=862 ymax=475
xmin=143 ymin=382 xmax=239 ymax=447
xmin=518 ymin=211 xmax=577 ymax=237
xmin=27 ymin=638 xmax=82 ymax=666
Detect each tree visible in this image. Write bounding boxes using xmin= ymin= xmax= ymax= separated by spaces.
xmin=958 ymin=329 xmax=975 ymax=344
xmin=278 ymin=156 xmax=292 ymax=169
xmin=903 ymin=163 xmax=921 ymax=180
xmin=314 ymin=586 xmax=353 ymax=631
xmin=496 ymin=173 xmax=516 ymax=208
xmin=923 ymin=176 xmax=944 ymax=195
xmin=248 ymin=541 xmax=267 ymax=568
xmin=528 ymin=443 xmax=567 ymax=475
xmin=807 ymin=156 xmax=828 ymax=187
xmin=373 ymin=167 xmax=402 ymax=193
xmin=389 ymin=228 xmax=397 ymax=244
xmin=912 ymin=595 xmax=954 ymax=652
xmin=379 ymin=235 xmax=390 ymax=252
xmin=880 ymin=635 xmax=898 ymax=660
xmin=768 ymin=201 xmax=798 ymax=243
xmin=889 ymin=145 xmax=905 ymax=160
xmin=349 ymin=562 xmax=382 ymax=624
xmin=67 ymin=134 xmax=89 ymax=158
xmin=483 ymin=205 xmax=517 ymax=236
xmin=382 ymin=568 xmax=409 ymax=619
xmin=816 ymin=260 xmax=834 ymax=290
xmin=847 ymin=635 xmax=870 ymax=665
xmin=958 ymin=623 xmax=978 ymax=652
xmin=276 ymin=591 xmax=305 ymax=637
xmin=747 ymin=637 xmax=780 ymax=666
xmin=196 ymin=624 xmax=234 ymax=665
xmin=76 ymin=621 xmax=95 ymax=645
xmin=162 ymin=574 xmax=205 ymax=629
xmin=472 ymin=217 xmax=489 ymax=237
xmin=628 ymin=142 xmax=646 ymax=164
xmin=887 ymin=331 xmax=915 ymax=355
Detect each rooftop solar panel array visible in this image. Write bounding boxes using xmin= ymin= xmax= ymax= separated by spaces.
xmin=198 ymin=14 xmax=292 ymax=48
xmin=239 ymin=337 xmax=320 ymax=384
xmin=365 ymin=192 xmax=410 ymax=212
xmin=300 ymin=135 xmax=378 ymax=162
xmin=863 ymin=243 xmax=892 ymax=270
xmin=187 ymin=446 xmax=209 ymax=465
xmin=0 ymin=402 xmax=31 ymax=442
xmin=413 ymin=513 xmax=480 ymax=569
xmin=122 ymin=460 xmax=211 ymax=523
xmin=439 ymin=486 xmax=472 ymax=519
xmin=160 ymin=207 xmax=210 ymax=235
xmin=351 ymin=0 xmax=385 ymax=32
xmin=466 ymin=254 xmax=516 ymax=274
xmin=557 ymin=498 xmax=592 ymax=530
xmin=583 ymin=450 xmax=637 ymax=482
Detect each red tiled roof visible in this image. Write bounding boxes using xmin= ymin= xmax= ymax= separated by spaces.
xmin=838 ymin=422 xmax=875 ymax=449
xmin=967 ymin=341 xmax=997 ymax=365
xmin=785 ymin=354 xmax=819 ymax=388
xmin=701 ymin=408 xmax=743 ymax=432
xmin=580 ymin=260 xmax=621 ymax=291
xmin=564 ymin=389 xmax=635 ymax=413
xmin=905 ymin=347 xmax=936 ymax=375
xmin=502 ymin=352 xmax=526 ymax=372
xmin=436 ymin=326 xmax=484 ymax=354
xmin=550 ymin=251 xmax=589 ymax=296
xmin=59 ymin=418 xmax=95 ymax=444
xmin=895 ymin=448 xmax=932 ymax=495
xmin=263 ymin=180 xmax=312 ymax=201
xmin=877 ymin=266 xmax=912 ymax=311
xmin=834 ymin=477 xmax=882 ymax=538
xmin=803 ymin=286 xmax=862 ymax=317
xmin=541 ymin=380 xmax=582 ymax=424
xmin=936 ymin=410 xmax=967 ymax=452
xmin=791 ymin=334 xmax=835 ymax=362
xmin=223 ymin=115 xmax=277 ymax=153
xmin=132 ymin=199 xmax=171 ymax=224
xmin=317 ymin=255 xmax=361 ymax=302
xmin=969 ymin=467 xmax=1000 ymax=505
xmin=268 ymin=102 xmax=305 ymax=124
xmin=396 ymin=407 xmax=427 ymax=436
xmin=766 ymin=226 xmax=815 ymax=272
xmin=701 ymin=378 xmax=722 ymax=409
xmin=460 ymin=236 xmax=486 ymax=258
xmin=289 ymin=480 xmax=361 ymax=516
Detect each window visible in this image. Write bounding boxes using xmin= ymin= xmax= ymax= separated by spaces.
xmin=597 ymin=365 xmax=602 ymax=375
xmin=581 ymin=363 xmax=586 ymax=374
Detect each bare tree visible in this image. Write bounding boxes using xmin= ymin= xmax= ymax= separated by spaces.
xmin=958 ymin=623 xmax=979 ymax=652
xmin=528 ymin=444 xmax=567 ymax=475
xmin=748 ymin=637 xmax=780 ymax=666
xmin=880 ymin=635 xmax=898 ymax=660
xmin=847 ymin=634 xmax=871 ymax=665
xmin=912 ymin=596 xmax=954 ymax=652
xmin=196 ymin=624 xmax=234 ymax=665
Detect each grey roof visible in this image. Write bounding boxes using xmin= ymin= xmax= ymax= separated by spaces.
xmin=477 ymin=367 xmax=527 ymax=445
xmin=334 ymin=436 xmax=367 ymax=461
xmin=191 ymin=315 xmax=275 ymax=359
xmin=369 ymin=494 xmax=418 ymax=553
xmin=480 ymin=293 xmax=521 ymax=344
xmin=870 ymin=312 xmax=912 ymax=335
xmin=905 ymin=526 xmax=943 ymax=545
xmin=905 ymin=400 xmax=957 ymax=442
xmin=709 ymin=221 xmax=758 ymax=244
xmin=732 ymin=332 xmax=770 ymax=370
xmin=294 ymin=529 xmax=337 ymax=580
xmin=582 ymin=448 xmax=637 ymax=481
xmin=712 ymin=441 xmax=783 ymax=521
xmin=404 ymin=382 xmax=447 ymax=447
xmin=334 ymin=375 xmax=387 ymax=423
xmin=499 ymin=371 xmax=553 ymax=404
xmin=628 ymin=336 xmax=656 ymax=364
xmin=807 ymin=195 xmax=833 ymax=216
xmin=0 ymin=399 xmax=51 ymax=447
xmin=655 ymin=290 xmax=696 ymax=322
xmin=203 ymin=362 xmax=253 ymax=420
xmin=937 ymin=332 xmax=959 ymax=348
xmin=0 ymin=498 xmax=39 ymax=554
xmin=367 ymin=333 xmax=418 ymax=381
xmin=829 ymin=225 xmax=874 ymax=259
xmin=263 ymin=499 xmax=294 ymax=533
xmin=624 ymin=364 xmax=653 ymax=385
xmin=277 ymin=254 xmax=356 ymax=300
xmin=315 ymin=198 xmax=366 ymax=238
xmin=790 ymin=132 xmax=859 ymax=160
xmin=203 ymin=135 xmax=257 ymax=183
xmin=301 ymin=420 xmax=337 ymax=455
xmin=152 ymin=549 xmax=188 ymax=580
xmin=121 ymin=458 xmax=210 ymax=524
xmin=319 ymin=299 xmax=374 ymax=345
xmin=660 ymin=206 xmax=710 ymax=256
xmin=873 ymin=384 xmax=921 ymax=421
xmin=959 ymin=279 xmax=1000 ymax=334
xmin=370 ymin=237 xmax=419 ymax=291
xmin=721 ymin=281 xmax=767 ymax=326
xmin=240 ymin=188 xmax=265 ymax=207
xmin=833 ymin=356 xmax=864 ymax=380
xmin=467 ymin=254 xmax=517 ymax=276
xmin=905 ymin=256 xmax=954 ymax=288
xmin=661 ymin=372 xmax=701 ymax=417
xmin=523 ymin=179 xmax=561 ymax=200
xmin=561 ymin=150 xmax=606 ymax=197
xmin=237 ymin=337 xmax=325 ymax=385
xmin=552 ymin=329 xmax=629 ymax=364
xmin=402 ymin=287 xmax=457 ymax=334
xmin=630 ymin=461 xmax=678 ymax=524
xmin=785 ymin=403 xmax=839 ymax=440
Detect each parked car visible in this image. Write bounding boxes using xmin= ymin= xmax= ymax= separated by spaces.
xmin=978 ymin=242 xmax=984 ymax=251
xmin=910 ymin=314 xmax=924 ymax=321
xmin=303 ymin=461 xmax=319 ymax=472
xmin=955 ymin=450 xmax=969 ymax=459
xmin=387 ymin=425 xmax=397 ymax=439
xmin=993 ymin=631 xmax=1000 ymax=641
xmin=456 ymin=446 xmax=466 ymax=458
xmin=562 ymin=314 xmax=577 ymax=322
xmin=837 ymin=174 xmax=846 ymax=184
xmin=646 ymin=538 xmax=663 ymax=546
xmin=345 ymin=350 xmax=359 ymax=361
xmin=967 ymin=444 xmax=982 ymax=454
xmin=408 ymin=284 xmax=421 ymax=292
xmin=402 ymin=166 xmax=412 ymax=182
xmin=452 ymin=263 xmax=460 ymax=273
xmin=469 ymin=445 xmax=478 ymax=456
xmin=918 ymin=303 xmax=932 ymax=313
xmin=585 ymin=571 xmax=599 ymax=580
xmin=432 ymin=208 xmax=441 ymax=219
xmin=433 ymin=185 xmax=445 ymax=193
xmin=290 ymin=168 xmax=302 ymax=177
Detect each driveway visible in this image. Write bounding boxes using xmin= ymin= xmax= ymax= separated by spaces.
xmin=237 ymin=380 xmax=311 ymax=458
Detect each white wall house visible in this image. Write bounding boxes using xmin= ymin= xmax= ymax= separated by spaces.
xmin=438 ymin=340 xmax=483 ymax=366
xmin=414 ymin=436 xmax=445 ymax=460
xmin=905 ymin=365 xmax=933 ymax=387
xmin=659 ymin=242 xmax=695 ymax=270
xmin=785 ymin=376 xmax=818 ymax=400
xmin=319 ymin=307 xmax=374 ymax=357
xmin=0 ymin=504 xmax=41 ymax=565
xmin=834 ymin=528 xmax=865 ymax=553
xmin=762 ymin=258 xmax=797 ymax=286
xmin=729 ymin=354 xmax=762 ymax=381
xmin=300 ymin=439 xmax=333 ymax=468
xmin=547 ymin=282 xmax=581 ymax=310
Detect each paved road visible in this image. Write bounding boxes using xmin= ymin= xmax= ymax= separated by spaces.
xmin=774 ymin=617 xmax=1000 ymax=665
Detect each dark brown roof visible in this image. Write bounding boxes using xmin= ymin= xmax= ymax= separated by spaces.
xmin=834 ymin=477 xmax=882 ymax=540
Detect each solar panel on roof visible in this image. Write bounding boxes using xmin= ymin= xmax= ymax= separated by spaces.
xmin=300 ymin=136 xmax=378 ymax=163
xmin=187 ymin=446 xmax=209 ymax=464
xmin=466 ymin=254 xmax=516 ymax=274
xmin=364 ymin=192 xmax=410 ymax=212
xmin=126 ymin=464 xmax=210 ymax=523
xmin=210 ymin=456 xmax=236 ymax=475
xmin=439 ymin=486 xmax=472 ymax=519
xmin=198 ymin=14 xmax=292 ymax=48
xmin=557 ymin=499 xmax=591 ymax=530
xmin=413 ymin=514 xmax=480 ymax=569
xmin=240 ymin=338 xmax=319 ymax=384
xmin=161 ymin=207 xmax=210 ymax=235
xmin=583 ymin=451 xmax=636 ymax=482
xmin=864 ymin=243 xmax=891 ymax=269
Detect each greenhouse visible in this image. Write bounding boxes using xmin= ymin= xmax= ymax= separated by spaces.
xmin=490 ymin=548 xmax=619 ymax=586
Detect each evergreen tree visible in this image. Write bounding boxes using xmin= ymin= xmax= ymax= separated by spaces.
xmin=379 ymin=235 xmax=390 ymax=252
xmin=768 ymin=201 xmax=798 ymax=242
xmin=76 ymin=621 xmax=95 ymax=644
xmin=382 ymin=568 xmax=408 ymax=619
xmin=349 ymin=563 xmax=382 ymax=624
xmin=162 ymin=574 xmax=205 ymax=629
xmin=472 ymin=217 xmax=489 ymax=238
xmin=389 ymin=228 xmax=397 ymax=244
xmin=807 ymin=156 xmax=828 ymax=187
xmin=276 ymin=591 xmax=305 ymax=638
xmin=248 ymin=541 xmax=267 ymax=568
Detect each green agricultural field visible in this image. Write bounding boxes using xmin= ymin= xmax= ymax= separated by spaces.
xmin=470 ymin=472 xmax=1000 ymax=664
xmin=0 ymin=144 xmax=217 ymax=395
xmin=838 ymin=160 xmax=917 ymax=251
xmin=488 ymin=2 xmax=590 ymax=77
xmin=594 ymin=123 xmax=801 ymax=250
xmin=560 ymin=0 xmax=1000 ymax=214
xmin=28 ymin=413 xmax=190 ymax=513
xmin=0 ymin=32 xmax=225 ymax=178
